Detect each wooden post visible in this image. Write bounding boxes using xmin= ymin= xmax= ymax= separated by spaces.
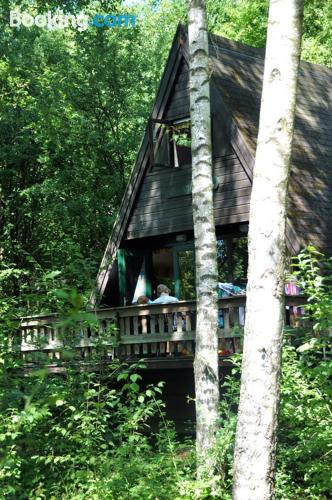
xmin=118 ymin=249 xmax=126 ymax=306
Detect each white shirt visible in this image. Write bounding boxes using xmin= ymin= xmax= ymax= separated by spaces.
xmin=152 ymin=295 xmax=179 ymax=304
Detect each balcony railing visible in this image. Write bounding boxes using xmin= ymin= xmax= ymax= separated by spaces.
xmin=18 ymin=295 xmax=305 ymax=365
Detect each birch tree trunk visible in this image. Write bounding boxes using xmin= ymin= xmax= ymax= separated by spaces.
xmin=188 ymin=0 xmax=219 ymax=476
xmin=232 ymin=1 xmax=304 ymax=498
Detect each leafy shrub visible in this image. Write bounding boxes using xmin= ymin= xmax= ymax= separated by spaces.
xmin=1 ymin=248 xmax=331 ymax=499
xmin=276 ymin=341 xmax=332 ymax=499
xmin=0 ymin=362 xmax=182 ymax=499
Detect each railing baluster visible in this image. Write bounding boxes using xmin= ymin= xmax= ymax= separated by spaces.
xmin=119 ymin=318 xmax=125 ymax=336
xmin=150 ymin=315 xmax=156 ymax=334
xmin=176 ymin=313 xmax=182 ymax=333
xmin=26 ymin=328 xmax=32 ymax=346
xmin=233 ymin=307 xmax=240 ymax=326
xmin=166 ymin=313 xmax=172 ymax=333
xmin=167 ymin=313 xmax=173 ymax=355
xmin=133 ymin=316 xmax=139 ymax=335
xmin=151 ymin=342 xmax=157 ymax=355
xmin=20 ymin=295 xmax=307 ymax=364
xmin=133 ymin=316 xmax=140 ymax=356
xmin=141 ymin=317 xmax=148 ymax=334
xmin=157 ymin=313 xmax=165 ymax=356
xmin=158 ymin=314 xmax=164 ymax=334
xmin=223 ymin=308 xmax=230 ymax=332
xmin=185 ymin=312 xmax=191 ymax=332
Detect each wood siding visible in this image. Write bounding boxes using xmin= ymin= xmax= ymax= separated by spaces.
xmin=165 ymin=59 xmax=233 ymax=159
xmin=125 ymin=57 xmax=248 ymax=241
xmin=126 ymin=153 xmax=251 ymax=240
xmin=165 ymin=63 xmax=190 ymax=121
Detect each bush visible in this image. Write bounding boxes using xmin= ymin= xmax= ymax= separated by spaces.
xmin=0 ymin=362 xmax=187 ymax=499
xmin=1 ymin=247 xmax=331 ymax=499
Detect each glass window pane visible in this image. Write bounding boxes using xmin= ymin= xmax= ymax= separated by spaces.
xmin=232 ymin=237 xmax=248 ymax=284
xmin=217 ymin=239 xmax=231 ymax=282
xmin=152 ymin=248 xmax=174 ymax=298
xmin=217 ymin=236 xmax=248 ymax=286
xmin=154 ymin=123 xmax=170 ymax=166
xmin=172 ymin=122 xmax=191 ymax=167
xmin=178 ymin=249 xmax=195 ymax=300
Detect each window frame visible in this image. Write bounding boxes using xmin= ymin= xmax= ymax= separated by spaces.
xmin=149 ymin=117 xmax=191 ymax=168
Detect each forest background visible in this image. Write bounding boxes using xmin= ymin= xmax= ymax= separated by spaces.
xmin=1 ymin=0 xmax=332 ymax=307
xmin=0 ymin=1 xmax=331 ymax=499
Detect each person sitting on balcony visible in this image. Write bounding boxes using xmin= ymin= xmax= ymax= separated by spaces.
xmin=136 ymin=295 xmax=151 ymax=304
xmin=152 ymin=284 xmax=179 ymax=304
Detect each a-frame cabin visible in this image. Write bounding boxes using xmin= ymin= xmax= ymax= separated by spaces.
xmin=21 ymin=25 xmax=332 ymax=372
xmin=92 ymin=24 xmax=332 ymax=310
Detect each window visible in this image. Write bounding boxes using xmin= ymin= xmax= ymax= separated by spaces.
xmin=149 ymin=118 xmax=191 ymax=168
xmin=170 ymin=120 xmax=191 ymax=167
xmin=217 ymin=235 xmax=248 ymax=286
xmin=152 ymin=248 xmax=174 ymax=296
xmin=173 ymin=245 xmax=195 ymax=300
xmin=117 ymin=250 xmax=152 ymax=306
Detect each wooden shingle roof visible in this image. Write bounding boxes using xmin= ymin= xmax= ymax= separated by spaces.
xmin=209 ymin=33 xmax=332 ymax=254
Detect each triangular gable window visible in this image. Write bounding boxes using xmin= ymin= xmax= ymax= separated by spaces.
xmin=149 ymin=118 xmax=191 ymax=168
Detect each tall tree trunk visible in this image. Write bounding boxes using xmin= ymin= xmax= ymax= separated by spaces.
xmin=188 ymin=0 xmax=219 ymax=476
xmin=232 ymin=1 xmax=304 ymax=498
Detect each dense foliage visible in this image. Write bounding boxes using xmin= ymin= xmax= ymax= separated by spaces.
xmin=0 ymin=0 xmax=186 ymax=303
xmin=0 ymin=249 xmax=331 ymax=498
xmin=1 ymin=1 xmax=332 ymax=498
xmin=1 ymin=0 xmax=332 ymax=306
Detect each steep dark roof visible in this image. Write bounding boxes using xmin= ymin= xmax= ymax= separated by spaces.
xmin=91 ymin=26 xmax=332 ymax=306
xmin=208 ymin=32 xmax=332 ymax=254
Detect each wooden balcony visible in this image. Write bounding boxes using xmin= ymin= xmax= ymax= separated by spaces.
xmin=18 ymin=295 xmax=305 ymax=369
